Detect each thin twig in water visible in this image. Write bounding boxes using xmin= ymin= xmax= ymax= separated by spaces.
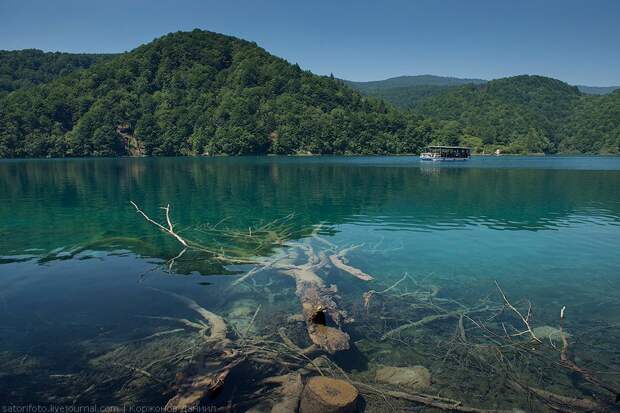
xmin=494 ymin=280 xmax=541 ymax=343
xmin=242 ymin=304 xmax=262 ymax=342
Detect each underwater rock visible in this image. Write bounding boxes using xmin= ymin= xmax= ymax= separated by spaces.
xmin=375 ymin=366 xmax=432 ymax=391
xmin=532 ymin=325 xmax=568 ymax=343
xmin=299 ymin=376 xmax=359 ymax=413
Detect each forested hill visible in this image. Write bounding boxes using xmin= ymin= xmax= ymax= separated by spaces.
xmin=0 ymin=30 xmax=618 ymax=157
xmin=414 ymin=76 xmax=620 ymax=154
xmin=0 ymin=30 xmax=437 ymax=157
xmin=562 ymin=90 xmax=620 ymax=153
xmin=0 ymin=49 xmax=115 ymax=96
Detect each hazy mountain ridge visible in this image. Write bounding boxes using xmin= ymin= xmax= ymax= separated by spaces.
xmin=344 ymin=76 xmax=487 ymax=109
xmin=344 ymin=75 xmax=487 ymax=91
xmin=576 ymin=85 xmax=620 ymax=95
xmin=346 ymin=75 xmax=619 ymax=109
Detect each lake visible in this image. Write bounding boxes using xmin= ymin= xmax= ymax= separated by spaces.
xmin=1 ymin=156 xmax=619 ymax=411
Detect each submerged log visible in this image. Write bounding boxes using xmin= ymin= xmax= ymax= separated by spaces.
xmin=165 ymin=350 xmax=243 ymax=411
xmin=299 ymin=376 xmax=359 ymax=413
xmin=261 ymin=373 xmax=304 ymax=413
xmin=295 ymin=279 xmax=350 ymax=353
xmin=279 ymin=251 xmax=351 ymax=353
xmin=329 ymin=254 xmax=374 ymax=281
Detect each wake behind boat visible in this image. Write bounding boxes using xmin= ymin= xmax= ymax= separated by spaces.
xmin=420 ymin=145 xmax=471 ymax=161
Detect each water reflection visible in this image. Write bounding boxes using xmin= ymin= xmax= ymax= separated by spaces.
xmin=1 ymin=157 xmax=619 ymax=263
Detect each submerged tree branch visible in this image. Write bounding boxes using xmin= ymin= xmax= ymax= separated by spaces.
xmin=130 ymin=201 xmax=189 ymax=247
xmin=495 ymin=280 xmax=541 ymax=343
xmin=558 ymin=306 xmax=620 ymax=402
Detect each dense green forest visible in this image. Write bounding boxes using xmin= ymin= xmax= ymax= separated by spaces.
xmin=348 ymin=75 xmax=619 ymax=154
xmin=0 ymin=49 xmax=115 ymax=96
xmin=562 ymin=90 xmax=620 ymax=153
xmin=413 ymin=76 xmax=619 ymax=154
xmin=346 ymin=84 xmax=463 ymax=109
xmin=0 ymin=30 xmax=439 ymax=157
xmin=0 ymin=30 xmax=619 ymax=157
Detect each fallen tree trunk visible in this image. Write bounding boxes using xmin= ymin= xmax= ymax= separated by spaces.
xmin=283 ymin=262 xmax=350 ymax=353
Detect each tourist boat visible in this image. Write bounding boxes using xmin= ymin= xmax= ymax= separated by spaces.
xmin=420 ymin=145 xmax=471 ymax=161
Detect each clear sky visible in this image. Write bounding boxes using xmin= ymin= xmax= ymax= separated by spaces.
xmin=1 ymin=0 xmax=618 ymax=86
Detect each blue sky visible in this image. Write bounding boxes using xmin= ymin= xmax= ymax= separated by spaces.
xmin=1 ymin=0 xmax=619 ymax=85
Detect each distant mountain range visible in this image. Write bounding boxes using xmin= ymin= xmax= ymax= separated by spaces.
xmin=574 ymin=85 xmax=620 ymax=95
xmin=344 ymin=75 xmax=487 ymax=90
xmin=346 ymin=74 xmax=618 ymax=95
xmin=344 ymin=75 xmax=619 ymax=108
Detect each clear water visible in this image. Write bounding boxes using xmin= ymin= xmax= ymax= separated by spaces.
xmin=1 ymin=156 xmax=619 ymax=410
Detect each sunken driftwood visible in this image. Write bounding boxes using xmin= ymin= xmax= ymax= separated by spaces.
xmin=130 ymin=202 xmax=362 ymax=354
xmin=557 ymin=306 xmax=620 ymax=405
xmin=329 ymin=246 xmax=374 ymax=282
xmin=279 ymin=245 xmax=351 ymax=353
xmin=144 ymin=289 xmax=236 ymax=411
xmin=295 ymin=280 xmax=350 ymax=353
xmin=299 ymin=376 xmax=359 ymax=413
xmin=260 ymin=373 xmax=304 ymax=413
xmin=165 ymin=350 xmax=243 ymax=411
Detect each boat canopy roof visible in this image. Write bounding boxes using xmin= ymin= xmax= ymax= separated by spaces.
xmin=426 ymin=145 xmax=471 ymax=150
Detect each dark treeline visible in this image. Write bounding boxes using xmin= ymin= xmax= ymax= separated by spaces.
xmin=0 ymin=30 xmax=618 ymax=157
xmin=0 ymin=49 xmax=115 ymax=96
xmin=0 ymin=30 xmax=439 ymax=158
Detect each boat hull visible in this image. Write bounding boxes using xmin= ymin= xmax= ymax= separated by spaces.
xmin=420 ymin=156 xmax=469 ymax=161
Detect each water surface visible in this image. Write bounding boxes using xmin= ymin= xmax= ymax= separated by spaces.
xmin=1 ymin=156 xmax=619 ymax=410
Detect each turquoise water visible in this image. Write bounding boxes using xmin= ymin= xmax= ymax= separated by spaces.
xmin=1 ymin=156 xmax=619 ymax=410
